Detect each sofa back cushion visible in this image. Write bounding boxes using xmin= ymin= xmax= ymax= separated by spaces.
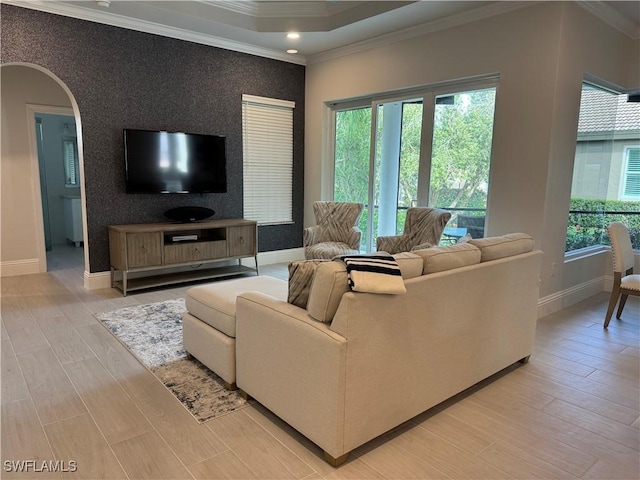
xmin=469 ymin=233 xmax=534 ymax=262
xmin=287 ymin=259 xmax=329 ymax=308
xmin=392 ymin=252 xmax=424 ymax=280
xmin=307 ymin=261 xmax=350 ymax=323
xmin=413 ymin=243 xmax=481 ymax=274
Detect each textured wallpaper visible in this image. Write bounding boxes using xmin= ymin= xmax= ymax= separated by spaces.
xmin=1 ymin=4 xmax=305 ymax=272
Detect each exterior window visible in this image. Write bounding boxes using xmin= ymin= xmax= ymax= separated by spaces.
xmin=242 ymin=95 xmax=294 ymax=225
xmin=332 ymin=80 xmax=497 ymax=251
xmin=567 ymin=83 xmax=640 ymax=252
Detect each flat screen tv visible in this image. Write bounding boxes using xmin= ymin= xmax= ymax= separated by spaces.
xmin=124 ymin=129 xmax=227 ymax=194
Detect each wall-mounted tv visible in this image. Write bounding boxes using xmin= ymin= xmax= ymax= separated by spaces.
xmin=124 ymin=129 xmax=227 ymax=194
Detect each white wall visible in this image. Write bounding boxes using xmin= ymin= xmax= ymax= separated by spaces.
xmin=0 ymin=65 xmax=72 ymax=274
xmin=305 ymin=2 xmax=639 ymax=308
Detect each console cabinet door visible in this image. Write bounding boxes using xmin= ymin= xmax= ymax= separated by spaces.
xmin=126 ymin=232 xmax=162 ymax=268
xmin=228 ymin=225 xmax=256 ymax=257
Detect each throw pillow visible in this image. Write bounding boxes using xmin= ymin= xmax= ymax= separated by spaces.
xmin=336 ymin=254 xmax=406 ymax=295
xmin=287 ymin=260 xmax=329 ymax=308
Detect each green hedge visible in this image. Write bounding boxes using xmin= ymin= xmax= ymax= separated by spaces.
xmin=567 ymin=198 xmax=640 ymax=251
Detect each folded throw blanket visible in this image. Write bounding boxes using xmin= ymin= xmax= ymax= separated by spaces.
xmin=336 ymin=254 xmax=406 ymax=295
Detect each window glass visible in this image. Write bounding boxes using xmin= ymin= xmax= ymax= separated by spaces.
xmin=567 ymin=84 xmax=640 ymax=252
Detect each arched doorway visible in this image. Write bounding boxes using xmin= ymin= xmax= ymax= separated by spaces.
xmin=0 ymin=63 xmax=88 ymax=277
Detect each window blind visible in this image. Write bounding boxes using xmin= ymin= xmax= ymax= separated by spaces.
xmin=623 ymin=147 xmax=640 ymax=198
xmin=63 ymin=140 xmax=78 ymax=186
xmin=242 ymin=94 xmax=295 ymax=225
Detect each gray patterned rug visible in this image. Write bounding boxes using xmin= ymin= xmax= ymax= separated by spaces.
xmin=96 ymin=299 xmax=250 ymax=423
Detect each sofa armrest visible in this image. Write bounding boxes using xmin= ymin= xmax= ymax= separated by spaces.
xmin=235 ymin=292 xmax=348 ymax=458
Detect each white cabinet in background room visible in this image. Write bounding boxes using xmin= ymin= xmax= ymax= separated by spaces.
xmin=63 ymin=196 xmax=83 ymax=246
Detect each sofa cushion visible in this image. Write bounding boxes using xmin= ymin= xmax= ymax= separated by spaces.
xmin=185 ymin=276 xmax=288 ymax=337
xmin=413 ymin=243 xmax=481 ymax=274
xmin=307 ymin=261 xmax=350 ymax=323
xmin=338 ymin=254 xmax=406 ymax=295
xmin=392 ymin=252 xmax=424 ymax=279
xmin=287 ymin=259 xmax=329 ymax=308
xmin=469 ymin=233 xmax=534 ymax=262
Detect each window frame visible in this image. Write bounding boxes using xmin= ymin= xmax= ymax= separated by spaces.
xmin=620 ymin=146 xmax=640 ymax=201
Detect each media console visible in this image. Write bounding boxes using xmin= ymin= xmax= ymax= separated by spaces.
xmin=108 ymin=219 xmax=258 ymax=296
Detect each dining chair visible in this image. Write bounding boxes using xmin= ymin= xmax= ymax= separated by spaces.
xmin=604 ymin=222 xmax=640 ymax=328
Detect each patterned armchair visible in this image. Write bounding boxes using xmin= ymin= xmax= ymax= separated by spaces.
xmin=376 ymin=207 xmax=451 ymax=254
xmin=304 ymin=202 xmax=364 ymax=260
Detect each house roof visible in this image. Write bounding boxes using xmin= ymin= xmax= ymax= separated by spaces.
xmin=578 ymin=88 xmax=640 ymax=134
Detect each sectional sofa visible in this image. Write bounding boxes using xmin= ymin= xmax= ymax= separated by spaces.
xmin=184 ymin=233 xmax=543 ymax=465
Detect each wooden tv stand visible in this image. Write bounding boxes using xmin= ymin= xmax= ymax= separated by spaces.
xmin=108 ymin=219 xmax=258 ymax=296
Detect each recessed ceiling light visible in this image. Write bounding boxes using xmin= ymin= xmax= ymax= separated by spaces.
xmin=287 ymin=33 xmax=300 ymax=39
xmin=287 ymin=49 xmax=298 ymax=54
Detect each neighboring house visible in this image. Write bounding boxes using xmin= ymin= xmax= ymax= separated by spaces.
xmin=572 ymin=88 xmax=640 ymax=201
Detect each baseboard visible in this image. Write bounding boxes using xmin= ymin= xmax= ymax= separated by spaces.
xmin=537 ymin=276 xmax=606 ymax=318
xmin=0 ymin=258 xmax=42 ymax=277
xmin=84 ymin=270 xmax=111 ymax=290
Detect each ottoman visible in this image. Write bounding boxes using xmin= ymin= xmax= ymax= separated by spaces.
xmin=182 ymin=275 xmax=288 ymax=389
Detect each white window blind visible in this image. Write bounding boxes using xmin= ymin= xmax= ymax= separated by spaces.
xmin=242 ymin=94 xmax=294 ymax=225
xmin=63 ymin=139 xmax=79 ymax=187
xmin=623 ymin=147 xmax=640 ymax=198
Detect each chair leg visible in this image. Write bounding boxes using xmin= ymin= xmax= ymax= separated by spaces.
xmin=604 ymin=286 xmax=621 ymax=328
xmin=616 ymin=294 xmax=628 ymax=319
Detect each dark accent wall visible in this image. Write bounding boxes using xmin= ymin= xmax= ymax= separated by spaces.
xmin=1 ymin=5 xmax=305 ymax=273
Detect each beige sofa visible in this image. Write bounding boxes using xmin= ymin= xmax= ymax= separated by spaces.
xmin=235 ymin=234 xmax=543 ymax=465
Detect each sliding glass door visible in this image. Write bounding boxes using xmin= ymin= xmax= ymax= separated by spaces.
xmin=332 ymin=80 xmax=497 ymax=251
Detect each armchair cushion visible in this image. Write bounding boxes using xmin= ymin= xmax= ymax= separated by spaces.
xmin=288 ymin=260 xmax=329 ymax=309
xmin=306 ymin=242 xmax=359 ymax=260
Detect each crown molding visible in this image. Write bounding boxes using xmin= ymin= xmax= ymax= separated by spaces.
xmin=307 ymin=1 xmax=535 ymax=65
xmin=2 ymin=0 xmax=306 ymax=65
xmin=577 ymin=0 xmax=639 ymax=40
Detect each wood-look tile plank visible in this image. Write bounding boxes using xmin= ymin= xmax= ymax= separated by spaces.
xmin=207 ymin=410 xmax=313 ymax=479
xmin=1 ymin=319 xmax=9 ymax=339
xmin=243 ymin=404 xmax=340 ymax=477
xmin=445 ymin=400 xmax=597 ymax=476
xmin=120 ymin=372 xmax=229 ymax=467
xmin=63 ymin=357 xmax=154 ymax=445
xmin=530 ymin=348 xmax=597 ymax=377
xmin=525 ymin=361 xmax=640 ymax=410
xmin=417 ymin=410 xmax=496 ymax=455
xmin=542 ymin=399 xmax=640 ymax=450
xmin=321 ymin=459 xmax=386 ymax=480
xmin=587 ymin=367 xmax=640 ymax=396
xmin=111 ymin=431 xmax=191 ymax=480
xmin=44 ymin=412 xmax=127 ymax=479
xmin=356 ymin=440 xmax=450 ymax=479
xmin=477 ymin=440 xmax=579 ymax=479
xmin=189 ymin=450 xmax=257 ymax=480
xmin=1 ymin=339 xmax=30 ymax=404
xmin=2 ymin=297 xmax=50 ymax=354
xmin=583 ymin=458 xmax=640 ymax=479
xmin=470 ymin=392 xmax=640 ymax=467
xmin=509 ymin=368 xmax=639 ymax=425
xmin=1 ymin=399 xmax=61 ymax=479
xmin=390 ymin=425 xmax=509 ymax=479
xmin=53 ymin=293 xmax=99 ymax=328
xmin=23 ymin=295 xmax=64 ymax=321
xmin=622 ymin=345 xmax=640 ymax=357
xmin=17 ymin=349 xmax=86 ymax=424
xmin=35 ymin=316 xmax=95 ymax=365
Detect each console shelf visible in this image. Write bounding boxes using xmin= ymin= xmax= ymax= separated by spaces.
xmin=108 ymin=219 xmax=258 ymax=296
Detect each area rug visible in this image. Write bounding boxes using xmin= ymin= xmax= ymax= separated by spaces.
xmin=95 ymin=299 xmax=250 ymax=423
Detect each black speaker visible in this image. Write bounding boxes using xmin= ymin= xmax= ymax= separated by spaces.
xmin=164 ymin=206 xmax=215 ymax=223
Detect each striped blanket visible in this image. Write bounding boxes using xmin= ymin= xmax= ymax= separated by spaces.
xmin=337 ymin=254 xmax=406 ymax=295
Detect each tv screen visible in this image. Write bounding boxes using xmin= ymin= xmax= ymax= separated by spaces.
xmin=124 ymin=129 xmax=227 ymax=193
